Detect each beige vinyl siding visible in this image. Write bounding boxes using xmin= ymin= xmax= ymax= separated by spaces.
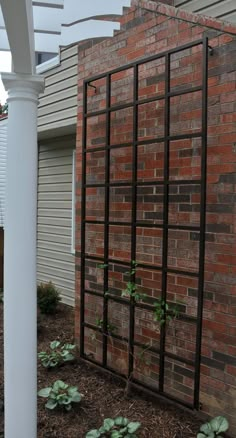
xmin=38 ymin=44 xmax=78 ymax=133
xmin=175 ymin=0 xmax=236 ymax=23
xmin=0 ymin=119 xmax=7 ymax=228
xmin=37 ymin=136 xmax=75 ymax=306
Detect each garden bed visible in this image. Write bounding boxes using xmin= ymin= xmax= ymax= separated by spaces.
xmin=0 ymin=303 xmax=202 ymax=437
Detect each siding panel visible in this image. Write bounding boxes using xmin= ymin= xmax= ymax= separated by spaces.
xmin=38 ymin=44 xmax=78 ymax=132
xmin=38 ymin=217 xmax=72 ymax=227
xmin=39 ymin=155 xmax=73 ymax=168
xmin=175 ymin=0 xmax=236 ymax=23
xmin=38 ymin=173 xmax=72 ymax=184
xmin=60 ymin=45 xmax=78 ymax=61
xmin=38 ymin=232 xmax=71 ymax=245
xmin=37 ymin=138 xmax=75 ymax=305
xmin=39 ymin=76 xmax=77 ymax=99
xmin=38 ymin=208 xmax=72 ymax=218
xmin=38 ymin=96 xmax=77 ymax=119
xmin=38 ymin=248 xmax=74 ymax=263
xmin=37 ymin=240 xmax=72 ymax=253
xmin=39 ymin=165 xmax=73 ymax=177
xmin=38 ymin=87 xmax=77 ymax=107
xmin=38 ymin=200 xmax=72 ymax=209
xmin=38 ymin=107 xmax=77 ymax=128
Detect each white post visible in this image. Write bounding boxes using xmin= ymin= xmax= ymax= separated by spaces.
xmin=1 ymin=73 xmax=44 ymax=438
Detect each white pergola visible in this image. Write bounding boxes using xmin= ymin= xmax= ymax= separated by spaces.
xmin=0 ymin=1 xmax=130 ymax=437
xmin=0 ymin=0 xmax=131 ymax=53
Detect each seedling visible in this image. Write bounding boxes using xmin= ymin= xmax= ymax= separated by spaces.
xmin=121 ymin=261 xmax=146 ymax=302
xmin=153 ymin=299 xmax=179 ymax=327
xmin=95 ymin=318 xmax=117 ymax=334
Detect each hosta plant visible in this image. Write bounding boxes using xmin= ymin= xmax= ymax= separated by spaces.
xmin=197 ymin=416 xmax=229 ymax=438
xmin=38 ymin=380 xmax=82 ymax=411
xmin=86 ymin=417 xmax=141 ymax=437
xmin=38 ymin=340 xmax=75 ymax=368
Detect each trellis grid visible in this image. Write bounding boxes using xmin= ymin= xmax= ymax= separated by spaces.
xmin=80 ymin=37 xmax=209 ymax=410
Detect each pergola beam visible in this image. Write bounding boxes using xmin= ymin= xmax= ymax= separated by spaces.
xmin=0 ymin=0 xmax=35 ymax=74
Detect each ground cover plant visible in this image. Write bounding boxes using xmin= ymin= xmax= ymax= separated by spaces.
xmin=86 ymin=416 xmax=141 ymax=437
xmin=38 ymin=340 xmax=75 ymax=368
xmin=0 ymin=301 xmax=214 ymax=437
xmin=197 ymin=416 xmax=229 ymax=438
xmin=38 ymin=379 xmax=83 ymax=411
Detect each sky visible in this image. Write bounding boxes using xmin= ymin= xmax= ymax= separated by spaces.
xmin=0 ymin=51 xmax=11 ymax=105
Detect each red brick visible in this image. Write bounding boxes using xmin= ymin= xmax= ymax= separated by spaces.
xmin=75 ymin=3 xmax=236 ymax=433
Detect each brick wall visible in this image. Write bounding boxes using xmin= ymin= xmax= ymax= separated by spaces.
xmin=75 ymin=1 xmax=236 ymax=433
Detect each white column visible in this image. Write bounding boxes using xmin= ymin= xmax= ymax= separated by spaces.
xmin=1 ymin=73 xmax=44 ymax=438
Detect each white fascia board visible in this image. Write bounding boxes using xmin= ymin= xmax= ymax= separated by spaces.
xmin=36 ymin=55 xmax=60 ymax=74
xmin=33 ymin=0 xmax=63 ymax=6
xmin=61 ymin=20 xmax=120 ymax=47
xmin=0 ymin=0 xmax=35 ymax=74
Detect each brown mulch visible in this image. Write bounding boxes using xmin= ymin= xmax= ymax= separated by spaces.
xmin=0 ymin=303 xmax=203 ymax=437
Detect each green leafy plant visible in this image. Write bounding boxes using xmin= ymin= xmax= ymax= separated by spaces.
xmin=153 ymin=299 xmax=179 ymax=327
xmin=2 ymin=103 xmax=8 ymax=114
xmin=136 ymin=343 xmax=151 ymax=366
xmin=121 ymin=261 xmax=146 ymax=302
xmin=86 ymin=417 xmax=141 ymax=437
xmin=38 ymin=340 xmax=75 ymax=368
xmin=0 ymin=102 xmax=8 ymax=116
xmin=97 ymin=263 xmax=108 ymax=269
xmin=37 ymin=281 xmax=61 ymax=314
xmin=96 ymin=318 xmax=117 ymax=334
xmin=197 ymin=416 xmax=229 ymax=438
xmin=38 ymin=380 xmax=83 ymax=411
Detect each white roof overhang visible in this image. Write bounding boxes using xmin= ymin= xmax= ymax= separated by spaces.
xmin=0 ymin=0 xmax=131 ymax=75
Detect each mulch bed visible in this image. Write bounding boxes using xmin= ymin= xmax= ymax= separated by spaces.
xmin=0 ymin=302 xmax=203 ymax=437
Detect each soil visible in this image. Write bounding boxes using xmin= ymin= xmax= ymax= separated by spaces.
xmin=0 ymin=303 xmax=203 ymax=437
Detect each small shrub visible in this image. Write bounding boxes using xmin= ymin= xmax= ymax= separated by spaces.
xmin=38 ymin=340 xmax=75 ymax=368
xmin=38 ymin=380 xmax=83 ymax=411
xmin=86 ymin=417 xmax=141 ymax=437
xmin=37 ymin=281 xmax=61 ymax=314
xmin=197 ymin=416 xmax=229 ymax=438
